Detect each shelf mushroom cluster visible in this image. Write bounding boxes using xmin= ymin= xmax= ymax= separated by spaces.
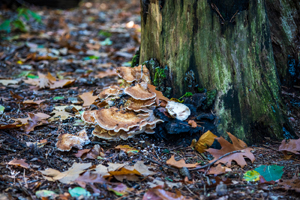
xmin=82 ymin=65 xmax=164 ymax=141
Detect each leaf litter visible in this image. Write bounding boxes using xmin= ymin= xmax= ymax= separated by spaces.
xmin=0 ymin=0 xmax=300 ymax=199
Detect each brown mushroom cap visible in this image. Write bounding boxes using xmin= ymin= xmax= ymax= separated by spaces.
xmin=124 ymin=82 xmax=156 ymax=100
xmin=56 ymin=129 xmax=90 ymax=151
xmin=117 ymin=65 xmax=151 ymax=84
xmin=98 ymin=85 xmax=122 ymax=99
xmin=124 ymin=97 xmax=156 ymax=112
xmin=92 ymin=108 xmax=149 ymax=132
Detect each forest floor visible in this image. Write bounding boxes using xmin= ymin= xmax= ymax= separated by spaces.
xmin=0 ymin=1 xmax=300 ymax=199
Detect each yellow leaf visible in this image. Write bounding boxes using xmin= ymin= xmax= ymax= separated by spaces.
xmin=195 ymin=130 xmax=217 ymax=153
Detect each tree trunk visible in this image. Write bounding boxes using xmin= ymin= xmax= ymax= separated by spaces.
xmin=266 ymin=0 xmax=300 ymax=86
xmin=140 ymin=0 xmax=295 ymax=144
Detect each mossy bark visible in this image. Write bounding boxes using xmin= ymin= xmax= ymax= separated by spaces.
xmin=140 ymin=0 xmax=294 ymax=144
xmin=266 ymin=0 xmax=300 ymax=86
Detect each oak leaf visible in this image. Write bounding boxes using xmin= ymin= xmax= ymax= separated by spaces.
xmin=279 ymin=138 xmax=300 ymax=156
xmin=207 ymin=132 xmax=255 ymax=168
xmin=79 ymin=91 xmax=98 ymax=106
xmin=166 ymin=155 xmax=198 ymax=168
xmin=41 ymin=163 xmax=91 ymax=184
xmin=278 ymin=175 xmax=300 ymax=193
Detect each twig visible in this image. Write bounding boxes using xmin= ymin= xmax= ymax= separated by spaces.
xmin=189 ymin=150 xmax=242 ymax=171
xmin=141 ymin=155 xmax=177 ymax=171
xmin=230 ymin=10 xmax=239 ymax=22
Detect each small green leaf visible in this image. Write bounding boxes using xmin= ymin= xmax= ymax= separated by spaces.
xmin=0 ymin=20 xmax=12 ymax=33
xmin=83 ymin=55 xmax=99 ymax=60
xmin=12 ymin=19 xmax=28 ymax=32
xmin=27 ymin=74 xmax=39 ymax=79
xmin=254 ymin=165 xmax=284 ymax=182
xmin=122 ymin=62 xmax=132 ymax=67
xmin=68 ymin=187 xmax=91 ymax=198
xmin=53 ymin=96 xmax=64 ymax=100
xmin=0 ymin=105 xmax=5 ymax=114
xmin=243 ymin=170 xmax=260 ymax=181
xmin=36 ymin=190 xmax=57 ymax=199
xmin=27 ymin=10 xmax=42 ymax=23
xmin=100 ymin=38 xmax=112 ymax=46
xmin=99 ymin=31 xmax=112 ymax=37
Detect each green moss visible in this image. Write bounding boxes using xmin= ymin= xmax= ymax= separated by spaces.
xmin=131 ymin=48 xmax=140 ymax=68
xmin=205 ymin=89 xmax=217 ymax=109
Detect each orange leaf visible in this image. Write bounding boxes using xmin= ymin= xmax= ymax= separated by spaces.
xmin=79 ymin=91 xmax=98 ymax=107
xmin=166 ymin=155 xmax=198 ymax=169
xmin=148 ymin=84 xmax=169 ymax=105
xmin=195 ymin=130 xmax=217 ymax=153
xmin=207 ymin=132 xmax=255 ymax=168
xmin=188 ymin=120 xmax=197 ymax=128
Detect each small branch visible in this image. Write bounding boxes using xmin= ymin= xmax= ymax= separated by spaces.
xmin=189 ymin=150 xmax=242 ymax=171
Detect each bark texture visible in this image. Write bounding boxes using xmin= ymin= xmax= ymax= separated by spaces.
xmin=140 ymin=0 xmax=294 ymax=143
xmin=266 ymin=0 xmax=300 ymax=86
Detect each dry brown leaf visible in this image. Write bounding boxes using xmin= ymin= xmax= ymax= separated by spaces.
xmin=278 ymin=175 xmax=300 ymax=193
xmin=49 ymin=110 xmax=71 ymax=122
xmin=95 ymin=69 xmax=118 ymax=78
xmin=22 ymin=113 xmax=50 ymax=133
xmin=142 ymin=185 xmax=191 ymax=200
xmin=56 ymin=129 xmax=90 ymax=151
xmin=0 ymin=80 xmax=19 ymax=86
xmin=207 ymin=132 xmax=255 ymax=168
xmin=148 ymin=84 xmax=169 ymax=105
xmin=75 ymin=171 xmax=106 ymax=194
xmin=195 ymin=130 xmax=218 ymax=153
xmin=109 ymin=161 xmax=155 ymax=177
xmin=279 ymin=138 xmax=300 ymax=155
xmin=75 ymin=144 xmax=104 ymax=160
xmin=22 ymin=100 xmax=45 ymax=105
xmin=115 ymin=145 xmax=139 ymax=154
xmin=10 ymin=91 xmax=24 ymax=100
xmin=41 ymin=163 xmax=91 ymax=184
xmin=166 ymin=155 xmax=198 ymax=169
xmin=79 ymin=91 xmax=98 ymax=107
xmin=199 ymin=164 xmax=231 ymax=175
xmin=50 ymin=79 xmax=75 ymax=89
xmin=8 ymin=158 xmax=30 ymax=169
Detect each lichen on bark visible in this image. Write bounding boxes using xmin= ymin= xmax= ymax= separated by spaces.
xmin=140 ymin=0 xmax=295 ymax=144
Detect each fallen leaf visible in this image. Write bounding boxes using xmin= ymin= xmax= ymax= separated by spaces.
xmin=22 ymin=99 xmax=45 ymax=105
xmin=107 ymin=183 xmax=133 ymax=196
xmin=207 ymin=132 xmax=255 ymax=168
xmin=21 ymin=113 xmax=50 ymax=133
xmin=115 ymin=145 xmax=139 ymax=154
xmin=195 ymin=130 xmax=218 ymax=153
xmin=0 ymin=80 xmax=19 ymax=86
xmin=243 ymin=170 xmax=260 ymax=181
xmin=278 ymin=175 xmax=300 ymax=193
xmin=254 ymin=165 xmax=284 ymax=182
xmin=96 ymin=69 xmax=118 ymax=78
xmin=75 ymin=144 xmax=103 ymax=160
xmin=148 ymin=84 xmax=169 ymax=105
xmin=35 ymin=190 xmax=58 ymax=199
xmin=75 ymin=171 xmax=106 ymax=194
xmin=41 ymin=162 xmax=91 ymax=184
xmin=79 ymin=91 xmax=98 ymax=106
xmin=69 ymin=187 xmax=91 ymax=198
xmin=8 ymin=158 xmax=30 ymax=169
xmin=56 ymin=129 xmax=90 ymax=151
xmin=199 ymin=164 xmax=232 ymax=175
xmin=142 ymin=185 xmax=190 ymax=200
xmin=166 ymin=155 xmax=198 ymax=168
xmin=279 ymin=138 xmax=300 ymax=157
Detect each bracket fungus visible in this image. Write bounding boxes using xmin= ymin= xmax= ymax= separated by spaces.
xmin=98 ymin=85 xmax=123 ymax=99
xmin=166 ymin=101 xmax=191 ymax=121
xmin=117 ymin=65 xmax=151 ymax=84
xmin=124 ymin=82 xmax=156 ymax=100
xmin=124 ymin=97 xmax=156 ymax=112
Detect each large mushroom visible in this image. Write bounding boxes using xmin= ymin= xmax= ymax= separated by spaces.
xmin=124 ymin=97 xmax=156 ymax=112
xmin=124 ymin=82 xmax=156 ymax=100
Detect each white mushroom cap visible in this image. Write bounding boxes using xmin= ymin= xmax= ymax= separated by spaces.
xmin=165 ymin=101 xmax=191 ymax=121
